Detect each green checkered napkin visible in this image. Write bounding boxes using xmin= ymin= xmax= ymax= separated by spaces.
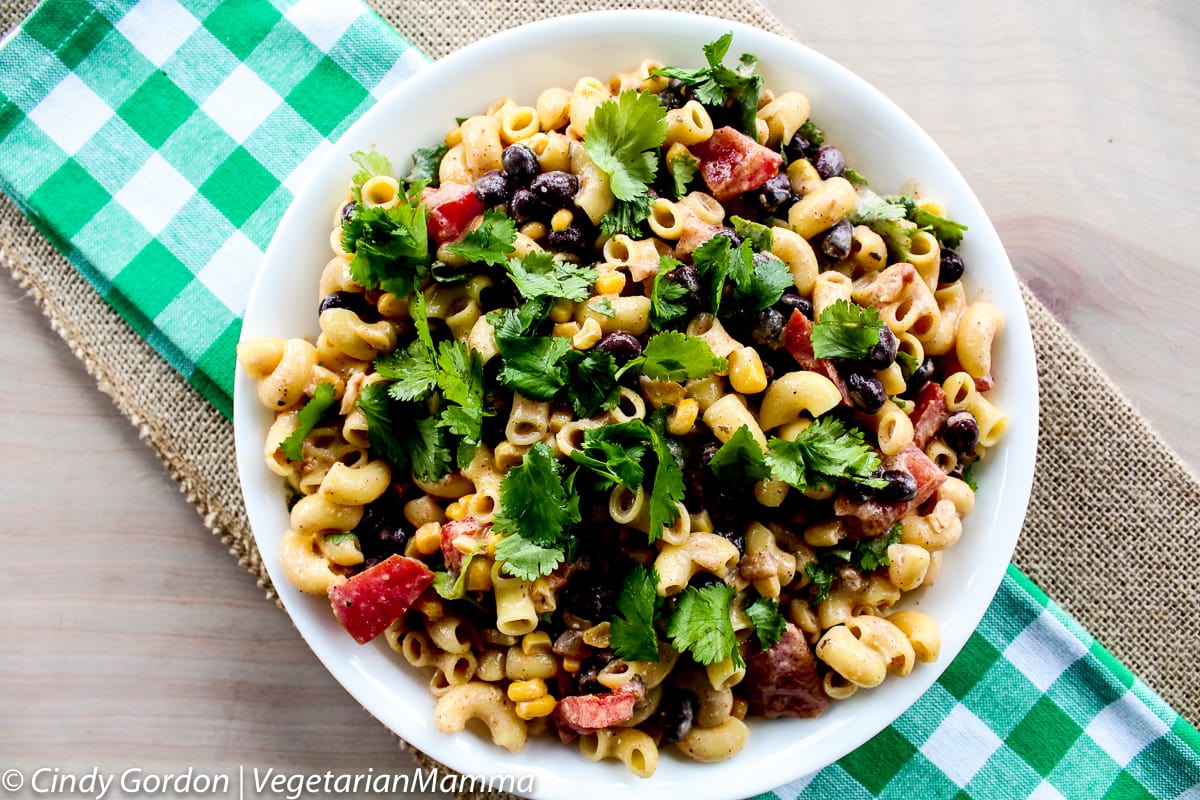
xmin=1 ymin=2 xmax=1198 ymax=797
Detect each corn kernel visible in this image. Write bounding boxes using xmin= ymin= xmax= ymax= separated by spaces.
xmin=482 ymin=629 xmax=518 ymax=647
xmin=549 ymin=297 xmax=575 ymax=323
xmin=562 ymin=657 xmax=581 ymax=673
xmin=414 ymin=521 xmax=443 ymax=556
xmin=444 ymin=127 xmax=463 ymax=147
xmin=919 ymin=199 xmax=946 ymax=217
xmin=552 ymin=321 xmax=581 ymax=339
xmin=667 ymin=397 xmax=699 ymax=435
xmin=571 ymin=317 xmax=603 ymax=350
xmin=452 ymin=533 xmax=477 ymax=555
xmin=520 ymin=221 xmax=547 ymax=241
xmin=521 ymin=631 xmax=553 ymax=654
xmin=594 ymin=271 xmax=626 ymax=296
xmin=550 ymin=208 xmax=574 ymax=233
xmin=515 ymin=695 xmax=557 ymax=720
xmin=464 ymin=556 xmax=493 ymax=592
xmin=416 ymin=597 xmax=444 ymax=621
xmin=507 ymin=678 xmax=548 ymax=703
xmin=728 ymin=346 xmax=768 ymax=394
xmin=445 ymin=494 xmax=471 ymax=521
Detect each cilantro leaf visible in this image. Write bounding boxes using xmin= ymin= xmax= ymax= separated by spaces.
xmin=342 ymin=198 xmax=429 ymax=297
xmin=375 ymin=341 xmax=438 ymax=402
xmin=745 ymin=595 xmax=786 ymax=651
xmin=494 ymin=534 xmax=566 ymax=582
xmin=731 ymin=215 xmax=773 ymax=251
xmin=562 ymin=349 xmax=620 ymax=418
xmin=357 ymin=382 xmax=451 ymax=481
xmin=811 ymin=299 xmax=884 ymax=360
xmin=600 ymin=195 xmax=653 ymax=238
xmin=505 ymin=251 xmax=598 ymax=302
xmin=433 ymin=540 xmax=485 ymax=600
xmin=649 ymin=256 xmax=690 ymax=330
xmin=568 ymin=421 xmax=648 ymax=490
xmin=896 ymin=350 xmax=920 ymax=381
xmin=629 ymin=331 xmax=727 ymax=382
xmin=496 ymin=335 xmax=572 ymax=400
xmin=765 ymin=417 xmax=887 ymax=492
xmin=962 ymin=462 xmax=979 ymax=492
xmin=844 ymin=167 xmax=869 ymax=188
xmin=610 ymin=565 xmax=663 ymax=662
xmin=667 ymin=149 xmax=700 ymax=199
xmin=584 ymin=89 xmax=668 ymax=202
xmin=805 ymin=561 xmax=837 ymax=604
xmin=897 ymin=196 xmax=968 ymax=249
xmin=848 ymin=190 xmax=915 ymax=261
xmin=853 ymin=523 xmax=901 ymax=572
xmin=487 ymin=297 xmax=550 ymax=339
xmin=691 ymin=233 xmax=734 ymax=313
xmin=590 ymin=297 xmax=616 ymax=318
xmin=350 ymin=150 xmax=394 ymax=201
xmin=407 ymin=144 xmax=448 ymax=186
xmin=707 ymin=424 xmax=771 ymax=485
xmin=279 ymin=382 xmax=337 ymax=461
xmin=796 ymin=119 xmax=825 ymax=148
xmin=410 ymin=416 xmax=453 ymax=482
xmin=738 ymin=250 xmax=793 ymax=311
xmin=494 ymin=442 xmax=581 ymax=579
xmin=647 ymin=421 xmax=685 ymax=543
xmin=667 ymin=582 xmax=743 ymax=668
xmin=446 ymin=208 xmax=517 ymax=265
xmin=323 ymin=532 xmax=356 ymax=546
xmin=436 ymin=340 xmax=488 ymax=457
xmin=653 ymin=33 xmax=763 ymax=136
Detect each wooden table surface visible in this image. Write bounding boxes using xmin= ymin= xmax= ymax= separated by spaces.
xmin=3 ymin=1 xmax=1197 ymax=794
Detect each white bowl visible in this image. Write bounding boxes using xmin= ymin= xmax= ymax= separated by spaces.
xmin=235 ymin=11 xmax=1038 ymax=800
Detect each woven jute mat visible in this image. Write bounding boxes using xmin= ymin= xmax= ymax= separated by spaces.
xmin=3 ymin=0 xmax=1198 ymax=795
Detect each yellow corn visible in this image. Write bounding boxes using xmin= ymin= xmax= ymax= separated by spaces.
xmin=515 ymin=695 xmax=557 ymax=720
xmin=522 ymin=631 xmax=553 ymax=655
xmin=444 ymin=126 xmax=463 ymax=147
xmin=452 ymin=534 xmax=477 ymax=555
xmin=464 ymin=556 xmax=493 ymax=592
xmin=552 ymin=321 xmax=581 ymax=339
xmin=668 ymin=398 xmax=699 ymax=436
xmin=415 ymin=596 xmax=444 ymax=621
xmin=562 ymin=657 xmax=581 ymax=673
xmin=572 ymin=317 xmax=603 ymax=350
xmin=507 ymin=678 xmax=548 ymax=703
xmin=550 ymin=208 xmax=574 ymax=233
xmin=520 ymin=221 xmax=547 ymax=241
xmin=445 ymin=494 xmax=472 ymax=521
xmin=594 ymin=271 xmax=626 ymax=296
xmin=919 ymin=199 xmax=946 ymax=217
xmin=414 ymin=521 xmax=443 ymax=556
xmin=549 ymin=297 xmax=575 ymax=323
xmin=728 ymin=346 xmax=768 ymax=394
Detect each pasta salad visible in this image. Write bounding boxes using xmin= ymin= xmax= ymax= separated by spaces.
xmin=238 ymin=32 xmax=1006 ymax=777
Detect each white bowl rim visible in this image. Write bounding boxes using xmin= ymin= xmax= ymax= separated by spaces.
xmin=234 ymin=10 xmax=1039 ymax=800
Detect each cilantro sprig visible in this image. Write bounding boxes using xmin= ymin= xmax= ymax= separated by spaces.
xmin=619 ymin=331 xmax=727 ymax=382
xmin=584 ymin=89 xmax=668 ymax=237
xmin=610 ymin=565 xmax=664 ymax=662
xmin=765 ymin=417 xmax=888 ymax=493
xmin=668 ymin=582 xmax=743 ymax=668
xmin=494 ymin=442 xmax=582 ymax=580
xmin=279 ymin=382 xmax=338 ymax=461
xmin=649 ymin=256 xmax=690 ymax=330
xmin=811 ymin=299 xmax=884 ymax=360
xmin=707 ymin=424 xmax=771 ymax=485
xmin=652 ymin=32 xmax=764 ymax=136
xmin=745 ymin=595 xmax=786 ymax=651
xmin=505 ymin=250 xmax=598 ymax=302
xmin=849 ymin=189 xmax=968 ymax=261
xmin=692 ymin=234 xmax=792 ymax=315
xmin=446 ymin=208 xmax=517 ymax=266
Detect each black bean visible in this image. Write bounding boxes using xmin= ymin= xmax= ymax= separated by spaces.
xmin=665 ymin=263 xmax=702 ymax=303
xmin=506 ymin=188 xmax=544 ymax=222
xmin=662 ymin=691 xmax=699 ymax=744
xmin=713 ymin=527 xmax=746 ymax=555
xmin=864 ymin=325 xmax=899 ymax=371
xmin=776 ymin=293 xmax=813 ymax=320
xmin=501 ymin=144 xmax=540 ymax=186
xmin=561 ymin=572 xmax=618 ymax=624
xmin=842 ymin=475 xmax=878 ymax=505
xmin=874 ymin=469 xmax=918 ymax=503
xmin=818 ymin=219 xmax=853 ymax=262
xmin=845 ymin=369 xmax=887 ymax=413
xmin=756 ymin=172 xmax=793 ymax=211
xmin=698 ymin=439 xmax=722 ymax=468
xmin=548 ymin=224 xmax=586 ymax=254
xmin=473 ymin=169 xmax=508 ymax=207
xmin=595 ymin=331 xmax=643 ymax=363
xmin=340 ymin=201 xmax=356 ymax=223
xmin=658 ymin=83 xmax=687 ymax=110
xmin=906 ymin=356 xmax=936 ymax=394
xmin=943 ymin=411 xmax=980 ymax=453
xmin=356 ymin=494 xmax=414 ymax=558
xmin=319 ymin=290 xmax=370 ymax=317
xmin=750 ymin=307 xmax=787 ymax=348
xmin=708 ymin=226 xmax=743 ymax=249
xmin=689 ymin=573 xmax=723 ymax=590
xmin=784 ymin=133 xmax=813 ymax=163
xmin=939 ymin=249 xmax=966 ymax=284
xmin=529 ymin=171 xmax=580 ymax=207
xmin=812 ymin=145 xmax=846 ymax=179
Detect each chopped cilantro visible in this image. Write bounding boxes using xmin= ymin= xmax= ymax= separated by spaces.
xmin=649 ymin=256 xmax=690 ymax=330
xmin=610 ymin=565 xmax=664 ymax=662
xmin=590 ymin=297 xmax=616 ymax=318
xmin=585 ymin=89 xmax=667 ymax=234
xmin=487 ymin=297 xmax=550 ymax=339
xmin=897 ymin=196 xmax=968 ymax=249
xmin=811 ymin=299 xmax=884 ymax=360
xmin=805 ymin=560 xmax=837 ymax=604
xmin=406 ymin=144 xmax=448 ymax=187
xmin=739 ymin=250 xmax=793 ymax=311
xmin=349 ymin=150 xmax=393 ymax=201
xmin=692 ymin=234 xmax=789 ymax=313
xmin=745 ymin=595 xmax=786 ymax=651
xmin=707 ymin=424 xmax=771 ymax=485
xmin=445 ymin=208 xmax=517 ymax=265
xmin=496 ymin=335 xmax=572 ymax=401
xmin=342 ymin=196 xmax=429 ymax=298
xmin=494 ymin=442 xmax=581 ymax=580
xmin=691 ymin=233 xmax=737 ymax=314
xmin=600 ymin=195 xmax=654 ymax=238
xmin=853 ymin=524 xmax=902 ymax=572
xmin=765 ymin=417 xmax=888 ymax=492
xmin=667 ymin=149 xmax=700 ymax=199
xmin=279 ymin=382 xmax=337 ymax=461
xmin=375 ymin=341 xmax=438 ymax=402
xmin=796 ymin=119 xmax=825 ymax=148
xmin=562 ymin=349 xmax=621 ymax=418
xmin=357 ymin=382 xmax=452 ymax=482
xmin=647 ymin=420 xmax=685 ymax=543
xmin=896 ymin=350 xmax=920 ymax=380
xmin=652 ymin=32 xmax=763 ymax=136
xmin=962 ymin=462 xmax=979 ymax=492
xmin=849 ymin=190 xmax=968 ymax=260
xmin=667 ymin=582 xmax=743 ymax=668
xmin=623 ymin=331 xmax=727 ymax=382
xmin=731 ymin=215 xmax=773 ymax=251
xmin=433 ymin=540 xmax=485 ymax=600
xmin=505 ymin=251 xmax=598 ymax=302
xmin=568 ymin=421 xmax=649 ymax=491
xmin=844 ymin=167 xmax=869 ymax=188
xmin=323 ymin=532 xmax=356 ymax=546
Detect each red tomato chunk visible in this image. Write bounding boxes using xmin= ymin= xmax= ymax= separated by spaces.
xmin=691 ymin=126 xmax=784 ymax=202
xmin=422 ymin=182 xmax=484 ymax=244
xmin=328 ymin=555 xmax=435 ymax=644
xmin=553 ymin=686 xmax=640 ymax=733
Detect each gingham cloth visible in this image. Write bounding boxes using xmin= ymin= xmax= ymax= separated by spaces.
xmin=1 ymin=2 xmax=1197 ymax=798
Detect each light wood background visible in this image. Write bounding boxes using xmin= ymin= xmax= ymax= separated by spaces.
xmin=2 ymin=1 xmax=1197 ymax=795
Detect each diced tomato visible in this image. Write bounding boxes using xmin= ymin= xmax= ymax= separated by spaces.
xmin=440 ymin=517 xmax=485 ymax=574
xmin=911 ymin=382 xmax=949 ymax=450
xmin=690 ymin=126 xmax=784 ymax=202
xmin=833 ymin=445 xmax=947 ymax=535
xmin=782 ymin=310 xmax=852 ymax=406
xmin=327 ymin=555 xmax=434 ymax=644
xmin=553 ymin=687 xmax=639 ymax=734
xmin=421 ymin=182 xmax=484 ymax=244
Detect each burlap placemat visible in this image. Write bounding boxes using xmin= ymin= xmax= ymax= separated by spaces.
xmin=2 ymin=1 xmax=1197 ymax=792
